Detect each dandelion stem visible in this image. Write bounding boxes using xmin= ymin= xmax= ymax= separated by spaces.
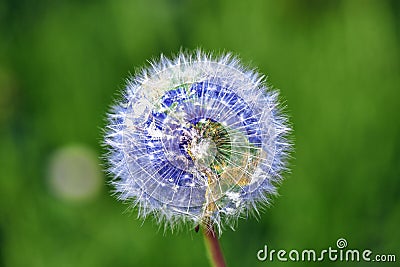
xmin=202 ymin=223 xmax=227 ymax=267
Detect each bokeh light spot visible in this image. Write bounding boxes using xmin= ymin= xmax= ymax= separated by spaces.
xmin=47 ymin=145 xmax=102 ymax=202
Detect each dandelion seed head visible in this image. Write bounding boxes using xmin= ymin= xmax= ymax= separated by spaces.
xmin=104 ymin=50 xmax=291 ymax=233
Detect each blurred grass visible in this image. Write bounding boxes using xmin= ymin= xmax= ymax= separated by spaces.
xmin=1 ymin=0 xmax=399 ymax=266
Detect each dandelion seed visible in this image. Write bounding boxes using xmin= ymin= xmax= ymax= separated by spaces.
xmin=104 ymin=50 xmax=291 ymax=233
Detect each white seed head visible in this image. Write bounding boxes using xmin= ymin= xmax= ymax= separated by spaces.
xmin=104 ymin=50 xmax=292 ymax=233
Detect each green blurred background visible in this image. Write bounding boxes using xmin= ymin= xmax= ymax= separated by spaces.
xmin=1 ymin=0 xmax=399 ymax=266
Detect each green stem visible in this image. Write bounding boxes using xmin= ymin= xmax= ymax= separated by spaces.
xmin=202 ymin=223 xmax=227 ymax=267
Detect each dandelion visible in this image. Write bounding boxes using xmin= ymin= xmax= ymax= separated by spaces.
xmin=104 ymin=50 xmax=291 ymax=267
